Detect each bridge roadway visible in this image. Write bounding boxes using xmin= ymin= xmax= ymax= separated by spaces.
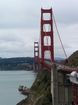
xmin=42 ymin=60 xmax=78 ymax=72
xmin=50 ymin=61 xmax=78 ymax=105
xmin=39 ymin=60 xmax=78 ymax=105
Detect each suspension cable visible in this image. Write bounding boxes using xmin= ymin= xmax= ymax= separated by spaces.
xmin=40 ymin=10 xmax=67 ymax=63
xmin=53 ymin=13 xmax=68 ymax=59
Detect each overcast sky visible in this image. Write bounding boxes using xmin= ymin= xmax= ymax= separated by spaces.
xmin=0 ymin=0 xmax=78 ymax=58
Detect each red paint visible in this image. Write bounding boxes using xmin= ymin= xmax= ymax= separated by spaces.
xmin=34 ymin=42 xmax=39 ymax=70
xmin=40 ymin=8 xmax=54 ymax=65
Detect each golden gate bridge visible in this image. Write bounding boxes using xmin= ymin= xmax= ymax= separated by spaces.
xmin=34 ymin=8 xmax=78 ymax=105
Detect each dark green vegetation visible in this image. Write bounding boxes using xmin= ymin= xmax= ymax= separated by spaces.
xmin=17 ymin=51 xmax=78 ymax=105
xmin=0 ymin=57 xmax=33 ymax=70
xmin=65 ymin=51 xmax=78 ymax=67
xmin=17 ymin=70 xmax=52 ymax=105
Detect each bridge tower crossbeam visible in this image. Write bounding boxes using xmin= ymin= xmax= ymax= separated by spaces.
xmin=34 ymin=42 xmax=39 ymax=71
xmin=41 ymin=8 xmax=54 ymax=65
xmin=34 ymin=8 xmax=78 ymax=105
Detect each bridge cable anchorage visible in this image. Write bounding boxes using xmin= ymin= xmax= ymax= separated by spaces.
xmin=53 ymin=13 xmax=68 ymax=59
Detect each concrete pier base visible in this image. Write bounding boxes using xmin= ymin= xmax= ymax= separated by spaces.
xmin=51 ymin=64 xmax=58 ymax=105
xmin=51 ymin=64 xmax=72 ymax=105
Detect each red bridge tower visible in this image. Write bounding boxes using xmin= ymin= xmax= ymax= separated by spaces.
xmin=41 ymin=8 xmax=54 ymax=64
xmin=34 ymin=42 xmax=39 ymax=71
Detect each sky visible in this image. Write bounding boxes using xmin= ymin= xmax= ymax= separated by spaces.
xmin=0 ymin=0 xmax=78 ymax=58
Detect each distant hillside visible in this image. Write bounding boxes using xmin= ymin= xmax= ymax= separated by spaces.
xmin=66 ymin=51 xmax=78 ymax=67
xmin=55 ymin=57 xmax=64 ymax=61
xmin=0 ymin=57 xmax=34 ymax=70
xmin=55 ymin=57 xmax=65 ymax=63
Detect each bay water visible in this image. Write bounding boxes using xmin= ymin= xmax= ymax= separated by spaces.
xmin=0 ymin=70 xmax=36 ymax=105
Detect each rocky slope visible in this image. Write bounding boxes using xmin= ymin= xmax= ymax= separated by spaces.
xmin=16 ymin=69 xmax=52 ymax=105
xmin=16 ymin=51 xmax=78 ymax=105
xmin=65 ymin=51 xmax=78 ymax=66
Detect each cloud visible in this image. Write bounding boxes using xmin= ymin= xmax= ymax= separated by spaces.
xmin=52 ymin=0 xmax=78 ymax=24
xmin=0 ymin=28 xmax=38 ymax=57
xmin=0 ymin=0 xmax=77 ymax=58
xmin=54 ymin=23 xmax=78 ymax=57
xmin=0 ymin=0 xmax=41 ymax=29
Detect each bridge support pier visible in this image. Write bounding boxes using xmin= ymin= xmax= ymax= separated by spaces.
xmin=51 ymin=64 xmax=73 ymax=105
xmin=51 ymin=64 xmax=58 ymax=105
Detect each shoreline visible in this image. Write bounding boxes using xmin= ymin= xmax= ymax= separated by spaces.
xmin=16 ymin=69 xmax=52 ymax=105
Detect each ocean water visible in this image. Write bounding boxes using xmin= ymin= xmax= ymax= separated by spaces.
xmin=0 ymin=70 xmax=36 ymax=105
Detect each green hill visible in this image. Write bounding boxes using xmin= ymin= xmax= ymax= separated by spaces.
xmin=17 ymin=69 xmax=52 ymax=105
xmin=66 ymin=51 xmax=78 ymax=67
xmin=16 ymin=51 xmax=78 ymax=105
xmin=0 ymin=57 xmax=34 ymax=70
